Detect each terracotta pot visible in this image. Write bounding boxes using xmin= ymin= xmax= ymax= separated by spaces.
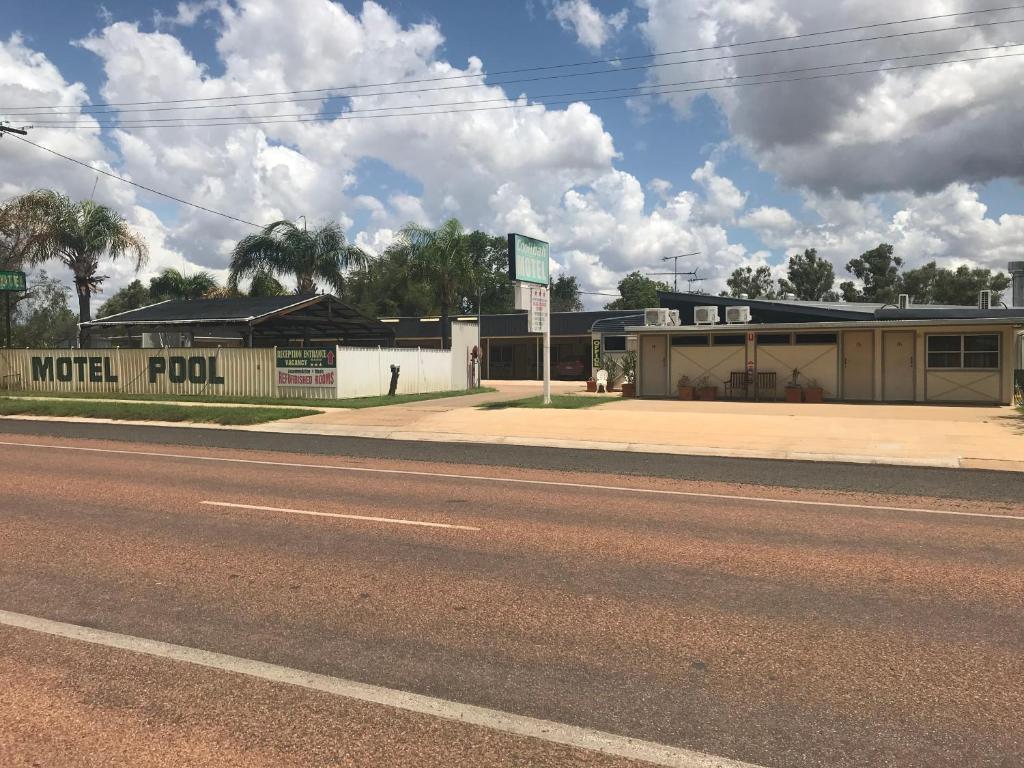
xmin=677 ymin=386 xmax=695 ymax=400
xmin=696 ymin=386 xmax=718 ymax=401
xmin=784 ymin=386 xmax=803 ymax=403
xmin=621 ymin=382 xmax=636 ymax=398
xmin=586 ymin=379 xmax=597 ymax=392
xmin=803 ymin=386 xmax=824 ymax=403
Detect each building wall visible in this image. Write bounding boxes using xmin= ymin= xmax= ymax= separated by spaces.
xmin=338 ymin=347 xmax=457 ymax=397
xmin=634 ymin=322 xmax=1019 ymax=405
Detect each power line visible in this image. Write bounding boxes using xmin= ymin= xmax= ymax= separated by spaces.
xmin=23 ymin=43 xmax=1019 ymax=127
xmin=9 ymin=134 xmax=263 ymax=228
xmin=4 ymin=8 xmax=1023 ymax=115
xmin=23 ymin=49 xmax=1024 ymax=131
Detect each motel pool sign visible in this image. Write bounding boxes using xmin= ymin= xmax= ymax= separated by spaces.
xmin=275 ymin=347 xmax=337 ymax=387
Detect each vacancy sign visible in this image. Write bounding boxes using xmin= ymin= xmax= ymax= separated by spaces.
xmin=529 ymin=286 xmax=549 ymax=333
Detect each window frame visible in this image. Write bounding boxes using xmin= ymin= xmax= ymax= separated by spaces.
xmin=925 ymin=333 xmax=1001 ymax=371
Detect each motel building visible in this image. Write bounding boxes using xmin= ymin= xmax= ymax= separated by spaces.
xmin=631 ymin=293 xmax=1024 ymax=405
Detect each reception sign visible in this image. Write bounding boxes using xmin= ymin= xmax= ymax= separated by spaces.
xmin=275 ymin=347 xmax=337 ymax=387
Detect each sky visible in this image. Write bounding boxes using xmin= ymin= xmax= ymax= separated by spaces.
xmin=1 ymin=0 xmax=1023 ymax=308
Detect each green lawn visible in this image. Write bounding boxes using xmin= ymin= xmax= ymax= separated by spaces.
xmin=0 ymin=387 xmax=494 ymax=410
xmin=478 ymin=394 xmax=620 ymax=410
xmin=0 ymin=398 xmax=318 ymax=425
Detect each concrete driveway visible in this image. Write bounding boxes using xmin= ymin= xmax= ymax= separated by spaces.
xmin=257 ymin=383 xmax=1024 ymax=472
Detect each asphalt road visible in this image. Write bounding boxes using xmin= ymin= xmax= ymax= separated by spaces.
xmin=0 ymin=429 xmax=1022 ymax=767
xmin=2 ymin=418 xmax=1023 ymax=501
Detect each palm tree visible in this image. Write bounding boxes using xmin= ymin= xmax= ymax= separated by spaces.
xmin=229 ymin=219 xmax=366 ymax=296
xmin=16 ymin=190 xmax=147 ymax=326
xmin=400 ymin=218 xmax=472 ymax=349
xmin=149 ymin=267 xmax=220 ymax=301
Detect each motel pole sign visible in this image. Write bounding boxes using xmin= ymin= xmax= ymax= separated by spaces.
xmin=508 ymin=234 xmax=552 ymax=403
xmin=0 ymin=270 xmax=27 ymax=349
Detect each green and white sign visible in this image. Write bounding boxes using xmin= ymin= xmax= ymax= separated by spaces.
xmin=276 ymin=347 xmax=337 ymax=388
xmin=507 ymin=233 xmax=550 ymax=285
xmin=0 ymin=271 xmax=26 ymax=292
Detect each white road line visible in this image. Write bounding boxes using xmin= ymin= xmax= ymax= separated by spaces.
xmin=0 ymin=609 xmax=761 ymax=768
xmin=201 ymin=500 xmax=480 ymax=531
xmin=0 ymin=439 xmax=1021 ymax=522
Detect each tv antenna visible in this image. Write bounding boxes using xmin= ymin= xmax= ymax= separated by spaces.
xmin=645 ymin=251 xmax=702 ymax=292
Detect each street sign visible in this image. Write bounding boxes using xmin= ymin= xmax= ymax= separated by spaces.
xmin=0 ymin=271 xmax=26 ymax=292
xmin=275 ymin=347 xmax=337 ymax=388
xmin=528 ymin=286 xmax=549 ymax=333
xmin=507 ymin=233 xmax=550 ymax=285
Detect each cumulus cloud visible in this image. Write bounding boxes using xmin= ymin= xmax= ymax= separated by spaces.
xmin=550 ymin=0 xmax=628 ymax=52
xmin=637 ymin=0 xmax=1024 ymax=197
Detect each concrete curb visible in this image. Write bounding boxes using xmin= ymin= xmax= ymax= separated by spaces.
xmin=5 ymin=414 xmax=1021 ymax=472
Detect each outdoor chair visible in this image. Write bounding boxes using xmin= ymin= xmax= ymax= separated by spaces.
xmin=595 ymin=369 xmax=609 ymax=393
xmin=756 ymin=370 xmax=778 ymax=401
xmin=723 ymin=371 xmax=747 ymax=399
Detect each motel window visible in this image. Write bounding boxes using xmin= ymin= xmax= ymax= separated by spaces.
xmin=712 ymin=334 xmax=746 ymax=346
xmin=603 ymin=336 xmax=627 ymax=352
xmin=756 ymin=333 xmax=791 ymax=345
xmin=671 ymin=335 xmax=709 ymax=347
xmin=794 ymin=333 xmax=838 ymax=345
xmin=926 ymin=334 xmax=1000 ymax=369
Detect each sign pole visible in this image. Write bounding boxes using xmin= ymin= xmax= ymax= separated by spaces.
xmin=4 ymin=292 xmax=10 ymax=349
xmin=507 ymin=233 xmax=552 ymax=405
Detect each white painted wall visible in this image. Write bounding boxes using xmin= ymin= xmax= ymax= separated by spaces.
xmin=335 ymin=347 xmax=458 ymax=398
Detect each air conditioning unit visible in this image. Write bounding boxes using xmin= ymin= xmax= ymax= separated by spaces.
xmin=644 ymin=307 xmax=672 ymax=326
xmin=978 ymin=290 xmax=992 ymax=310
xmin=693 ymin=306 xmax=720 ymax=325
xmin=725 ymin=306 xmax=751 ymax=324
xmin=668 ymin=309 xmax=681 ymax=326
xmin=898 ymin=293 xmax=910 ymax=309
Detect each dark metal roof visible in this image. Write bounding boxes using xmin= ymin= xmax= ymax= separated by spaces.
xmin=83 ymin=294 xmax=394 ymax=345
xmin=86 ymin=295 xmax=320 ymax=325
xmin=387 ymin=310 xmax=639 ymax=339
xmin=875 ymin=307 xmax=1024 ymax=321
xmin=658 ymin=291 xmax=875 ymax=323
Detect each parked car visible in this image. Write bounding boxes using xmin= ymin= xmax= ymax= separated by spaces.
xmin=553 ymin=356 xmax=587 ymax=379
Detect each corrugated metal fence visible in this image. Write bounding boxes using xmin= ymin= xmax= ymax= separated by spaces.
xmin=0 ymin=348 xmax=277 ymax=397
xmin=0 ymin=345 xmax=468 ymax=400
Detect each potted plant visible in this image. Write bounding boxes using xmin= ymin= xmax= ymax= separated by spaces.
xmin=620 ymin=351 xmax=637 ymax=397
xmin=803 ymin=377 xmax=824 ymax=403
xmin=695 ymin=375 xmax=718 ymax=401
xmin=677 ymin=375 xmax=695 ymax=400
xmin=784 ymin=368 xmax=803 ymax=403
xmin=586 ymin=375 xmax=598 ymax=393
xmin=603 ymin=356 xmax=622 ymax=391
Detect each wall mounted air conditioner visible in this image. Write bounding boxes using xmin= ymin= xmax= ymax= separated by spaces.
xmin=644 ymin=307 xmax=672 ymax=326
xmin=898 ymin=293 xmax=910 ymax=309
xmin=668 ymin=309 xmax=681 ymax=326
xmin=725 ymin=306 xmax=751 ymax=324
xmin=694 ymin=306 xmax=720 ymax=325
xmin=978 ymin=290 xmax=992 ymax=310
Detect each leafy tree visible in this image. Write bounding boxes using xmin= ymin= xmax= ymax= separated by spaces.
xmin=550 ymin=274 xmax=583 ymax=312
xmin=11 ymin=271 xmax=78 ymax=348
xmin=97 ymin=280 xmax=151 ymax=318
xmin=13 ymin=190 xmax=147 ymax=327
xmin=842 ymin=243 xmax=903 ymax=303
xmin=932 ymin=265 xmax=1011 ymax=305
xmin=899 ymin=261 xmax=939 ymax=304
xmin=401 ymin=218 xmax=473 ymax=349
xmin=777 ymin=248 xmax=838 ymax=301
xmin=725 ymin=265 xmax=776 ymax=299
xmin=604 ymin=271 xmax=671 ymax=310
xmin=344 ymin=242 xmax=435 ymax=318
xmin=246 ymin=269 xmax=286 ymax=297
xmin=0 ymin=192 xmax=50 ymax=271
xmin=464 ymin=230 xmax=513 ymax=314
xmin=149 ymin=267 xmax=220 ymax=301
xmin=229 ymin=219 xmax=366 ymax=296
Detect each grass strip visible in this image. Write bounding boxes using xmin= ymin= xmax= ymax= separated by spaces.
xmin=0 ymin=387 xmax=495 ymax=410
xmin=478 ymin=394 xmax=619 ymax=410
xmin=0 ymin=398 xmax=318 ymax=425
